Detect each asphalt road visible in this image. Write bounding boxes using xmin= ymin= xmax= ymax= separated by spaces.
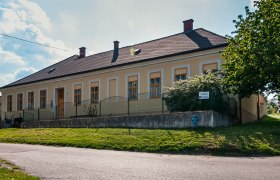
xmin=0 ymin=143 xmax=279 ymax=180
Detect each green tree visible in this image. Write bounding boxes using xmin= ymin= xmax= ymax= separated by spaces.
xmin=222 ymin=0 xmax=280 ymax=98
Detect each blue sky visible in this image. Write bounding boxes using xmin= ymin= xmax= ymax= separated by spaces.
xmin=0 ymin=0 xmax=254 ymax=89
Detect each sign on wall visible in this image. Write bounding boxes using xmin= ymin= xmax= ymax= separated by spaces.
xmin=198 ymin=91 xmax=209 ymax=99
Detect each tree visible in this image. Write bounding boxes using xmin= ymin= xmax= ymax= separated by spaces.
xmin=163 ymin=72 xmax=226 ymax=113
xmin=222 ymin=0 xmax=280 ymax=98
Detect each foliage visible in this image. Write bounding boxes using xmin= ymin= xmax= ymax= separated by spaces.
xmin=0 ymin=116 xmax=279 ymax=155
xmin=163 ymin=72 xmax=226 ymax=112
xmin=267 ymin=94 xmax=279 ymax=114
xmin=222 ymin=0 xmax=280 ymax=98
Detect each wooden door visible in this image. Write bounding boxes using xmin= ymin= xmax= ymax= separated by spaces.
xmin=57 ymin=88 xmax=64 ymax=119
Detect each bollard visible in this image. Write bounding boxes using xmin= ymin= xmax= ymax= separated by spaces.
xmin=192 ymin=112 xmax=199 ymax=129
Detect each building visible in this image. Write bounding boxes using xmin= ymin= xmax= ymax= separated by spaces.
xmin=0 ymin=19 xmax=266 ymax=123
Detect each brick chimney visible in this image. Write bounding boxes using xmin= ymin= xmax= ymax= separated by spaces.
xmin=112 ymin=41 xmax=119 ymax=63
xmin=79 ymin=47 xmax=86 ymax=58
xmin=183 ymin=19 xmax=194 ymax=33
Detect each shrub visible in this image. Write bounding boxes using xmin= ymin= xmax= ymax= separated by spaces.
xmin=164 ymin=72 xmax=227 ymax=112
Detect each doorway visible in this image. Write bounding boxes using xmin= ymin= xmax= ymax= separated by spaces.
xmin=57 ymin=88 xmax=64 ymax=119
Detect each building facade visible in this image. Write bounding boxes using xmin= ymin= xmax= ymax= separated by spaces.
xmin=0 ymin=19 xmax=266 ymax=123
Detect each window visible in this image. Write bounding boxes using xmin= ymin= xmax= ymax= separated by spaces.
xmin=7 ymin=95 xmax=12 ymax=112
xmin=174 ymin=68 xmax=187 ymax=81
xmin=90 ymin=82 xmax=99 ymax=104
xmin=150 ymin=72 xmax=161 ymax=98
xmin=203 ymin=63 xmax=218 ymax=74
xmin=17 ymin=93 xmax=23 ymax=111
xmin=40 ymin=90 xmax=47 ymax=109
xmin=74 ymin=84 xmax=82 ymax=106
xmin=128 ymin=76 xmax=138 ymax=100
xmin=28 ymin=92 xmax=34 ymax=110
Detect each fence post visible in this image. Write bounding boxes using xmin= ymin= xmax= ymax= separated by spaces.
xmin=99 ymin=100 xmax=102 ymax=116
xmin=23 ymin=110 xmax=25 ymax=122
xmin=56 ymin=105 xmax=58 ymax=120
xmin=75 ymin=104 xmax=78 ymax=118
xmin=128 ymin=98 xmax=130 ymax=116
xmin=5 ymin=112 xmax=6 ymax=119
xmin=38 ymin=108 xmax=40 ymax=121
xmin=161 ymin=93 xmax=164 ymax=114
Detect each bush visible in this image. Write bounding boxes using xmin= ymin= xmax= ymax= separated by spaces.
xmin=164 ymin=72 xmax=227 ymax=112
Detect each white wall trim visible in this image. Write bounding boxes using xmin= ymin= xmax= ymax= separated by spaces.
xmin=199 ymin=59 xmax=221 ymax=78
xmin=125 ymin=72 xmax=141 ymax=99
xmin=6 ymin=93 xmax=13 ymax=112
xmin=88 ymin=79 xmax=101 ymax=102
xmin=107 ymin=77 xmax=118 ymax=98
xmin=38 ymin=88 xmax=48 ymax=108
xmin=146 ymin=69 xmax=164 ymax=97
xmin=72 ymin=82 xmax=84 ymax=104
xmin=26 ymin=90 xmax=35 ymax=109
xmin=53 ymin=85 xmax=66 ymax=117
xmin=171 ymin=64 xmax=191 ymax=84
xmin=16 ymin=92 xmax=24 ymax=111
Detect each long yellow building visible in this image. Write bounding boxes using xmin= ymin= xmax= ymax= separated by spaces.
xmin=0 ymin=19 xmax=266 ymax=123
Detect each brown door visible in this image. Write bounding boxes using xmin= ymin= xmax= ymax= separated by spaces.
xmin=57 ymin=88 xmax=64 ymax=119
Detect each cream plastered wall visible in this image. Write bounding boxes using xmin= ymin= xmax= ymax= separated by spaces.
xmin=1 ymin=46 xmax=265 ymax=121
xmin=241 ymin=94 xmax=267 ymax=123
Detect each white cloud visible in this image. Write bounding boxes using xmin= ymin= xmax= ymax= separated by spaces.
xmin=0 ymin=47 xmax=26 ymax=66
xmin=0 ymin=0 xmax=76 ymax=87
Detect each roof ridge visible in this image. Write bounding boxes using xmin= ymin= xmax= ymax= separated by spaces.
xmin=78 ymin=28 xmax=225 ymax=60
xmin=81 ymin=32 xmax=186 ymax=59
xmin=196 ymin=28 xmax=226 ymax=39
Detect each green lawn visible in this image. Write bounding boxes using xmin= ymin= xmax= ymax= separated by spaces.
xmin=0 ymin=116 xmax=279 ymax=156
xmin=0 ymin=159 xmax=39 ymax=180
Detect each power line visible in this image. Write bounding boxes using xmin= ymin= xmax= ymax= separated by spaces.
xmin=0 ymin=33 xmax=69 ymax=51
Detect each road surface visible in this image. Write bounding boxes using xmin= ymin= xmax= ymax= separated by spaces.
xmin=0 ymin=143 xmax=279 ymax=180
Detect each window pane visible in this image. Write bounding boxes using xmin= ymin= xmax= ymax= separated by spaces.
xmin=156 ymin=78 xmax=160 ymax=84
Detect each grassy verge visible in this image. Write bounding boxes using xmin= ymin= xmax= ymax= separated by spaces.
xmin=0 ymin=116 xmax=280 ymax=156
xmin=0 ymin=159 xmax=39 ymax=180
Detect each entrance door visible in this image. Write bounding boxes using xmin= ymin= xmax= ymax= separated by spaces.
xmin=57 ymin=88 xmax=64 ymax=119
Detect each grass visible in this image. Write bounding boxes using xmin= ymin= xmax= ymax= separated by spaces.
xmin=0 ymin=115 xmax=280 ymax=156
xmin=0 ymin=159 xmax=39 ymax=180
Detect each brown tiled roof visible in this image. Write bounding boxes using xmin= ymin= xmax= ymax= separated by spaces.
xmin=3 ymin=28 xmax=227 ymax=88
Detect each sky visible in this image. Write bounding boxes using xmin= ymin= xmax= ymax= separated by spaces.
xmin=0 ymin=0 xmax=255 ymax=90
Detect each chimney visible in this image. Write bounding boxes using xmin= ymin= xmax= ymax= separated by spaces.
xmin=112 ymin=41 xmax=119 ymax=63
xmin=183 ymin=19 xmax=194 ymax=33
xmin=79 ymin=47 xmax=86 ymax=58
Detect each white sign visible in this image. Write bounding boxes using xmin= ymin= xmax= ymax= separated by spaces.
xmin=198 ymin=91 xmax=209 ymax=99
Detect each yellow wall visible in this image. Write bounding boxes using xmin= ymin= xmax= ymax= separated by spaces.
xmin=240 ymin=94 xmax=267 ymax=123
xmin=0 ymin=47 xmax=266 ymax=121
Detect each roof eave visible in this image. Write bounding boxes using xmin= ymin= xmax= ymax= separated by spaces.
xmin=2 ymin=43 xmax=228 ymax=89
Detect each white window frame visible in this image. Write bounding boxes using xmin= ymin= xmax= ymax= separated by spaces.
xmin=72 ymin=82 xmax=84 ymax=104
xmin=199 ymin=59 xmax=221 ymax=78
xmin=6 ymin=93 xmax=13 ymax=112
xmin=38 ymin=88 xmax=48 ymax=109
xmin=125 ymin=72 xmax=141 ymax=100
xmin=88 ymin=79 xmax=101 ymax=103
xmin=171 ymin=64 xmax=191 ymax=84
xmin=147 ymin=69 xmax=164 ymax=98
xmin=16 ymin=92 xmax=24 ymax=111
xmin=26 ymin=90 xmax=35 ymax=110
